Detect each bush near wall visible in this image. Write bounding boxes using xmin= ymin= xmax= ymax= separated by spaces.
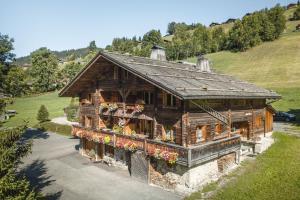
xmin=64 ymin=105 xmax=79 ymax=122
xmin=34 ymin=122 xmax=71 ymax=136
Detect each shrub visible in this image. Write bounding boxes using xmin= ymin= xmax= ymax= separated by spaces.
xmin=65 ymin=106 xmax=79 ymax=122
xmin=64 ymin=98 xmax=79 ymax=122
xmin=34 ymin=122 xmax=71 ymax=136
xmin=37 ymin=105 xmax=49 ymax=123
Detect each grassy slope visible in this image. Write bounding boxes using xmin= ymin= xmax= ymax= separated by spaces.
xmin=186 ymin=29 xmax=300 ymax=116
xmin=186 ymin=132 xmax=300 ymax=200
xmin=4 ymin=92 xmax=70 ymax=127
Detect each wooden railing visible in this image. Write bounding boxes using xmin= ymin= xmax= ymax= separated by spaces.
xmin=72 ymin=125 xmax=241 ymax=167
xmin=189 ymin=134 xmax=241 ymax=166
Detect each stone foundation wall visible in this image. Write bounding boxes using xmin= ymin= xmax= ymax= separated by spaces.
xmin=254 ymin=132 xmax=274 ymax=153
xmin=149 ymin=152 xmax=238 ymax=194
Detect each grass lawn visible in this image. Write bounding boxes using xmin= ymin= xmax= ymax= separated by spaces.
xmin=186 ymin=132 xmax=300 ymax=200
xmin=4 ymin=92 xmax=71 ymax=127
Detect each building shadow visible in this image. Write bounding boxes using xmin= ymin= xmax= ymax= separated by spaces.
xmin=288 ymin=109 xmax=300 ymax=126
xmin=20 ymin=159 xmax=63 ymax=199
xmin=23 ymin=128 xmax=50 ymax=140
xmin=75 ymin=144 xmax=80 ymax=151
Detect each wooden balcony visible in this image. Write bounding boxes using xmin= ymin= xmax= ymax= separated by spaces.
xmin=72 ymin=125 xmax=241 ymax=167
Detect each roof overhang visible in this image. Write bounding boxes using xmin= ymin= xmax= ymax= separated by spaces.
xmin=59 ymin=52 xmax=184 ymax=99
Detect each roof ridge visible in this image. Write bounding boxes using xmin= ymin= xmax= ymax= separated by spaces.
xmin=103 ymin=51 xmax=237 ymax=77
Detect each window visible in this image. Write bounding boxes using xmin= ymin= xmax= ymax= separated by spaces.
xmin=164 ymin=93 xmax=176 ymax=107
xmin=113 ymin=66 xmax=118 ymax=80
xmin=143 ymin=91 xmax=154 ymax=104
xmin=88 ymin=94 xmax=92 ymax=104
xmin=85 ymin=116 xmax=92 ymax=128
xmin=165 ymin=127 xmax=176 ymax=142
xmin=196 ymin=126 xmax=205 ymax=143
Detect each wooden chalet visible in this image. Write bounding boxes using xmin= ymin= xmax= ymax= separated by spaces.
xmin=59 ymin=46 xmax=280 ymax=189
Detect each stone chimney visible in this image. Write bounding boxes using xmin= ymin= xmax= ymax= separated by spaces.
xmin=196 ymin=54 xmax=211 ymax=72
xmin=150 ymin=45 xmax=166 ymax=61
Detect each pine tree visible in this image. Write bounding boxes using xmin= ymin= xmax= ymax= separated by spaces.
xmin=37 ymin=105 xmax=49 ymax=123
xmin=0 ymin=125 xmax=40 ymax=199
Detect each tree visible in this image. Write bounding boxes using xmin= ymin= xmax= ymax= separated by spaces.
xmin=267 ymin=4 xmax=286 ymax=39
xmin=0 ymin=33 xmax=15 ymax=66
xmin=142 ymin=30 xmax=162 ymax=46
xmin=211 ymin=27 xmax=227 ymax=51
xmin=37 ymin=105 xmax=49 ymax=123
xmin=227 ymin=20 xmax=251 ymax=51
xmin=58 ymin=61 xmax=82 ymax=87
xmin=29 ymin=48 xmax=59 ymax=92
xmin=258 ymin=12 xmax=276 ymax=41
xmin=241 ymin=13 xmax=262 ymax=47
xmin=167 ymin=25 xmax=192 ymax=60
xmin=4 ymin=66 xmax=28 ymax=97
xmin=0 ymin=33 xmax=15 ymax=93
xmin=293 ymin=5 xmax=300 ymax=20
xmin=0 ymin=125 xmax=40 ymax=199
xmin=167 ymin=22 xmax=177 ymax=35
xmin=88 ymin=40 xmax=97 ymax=52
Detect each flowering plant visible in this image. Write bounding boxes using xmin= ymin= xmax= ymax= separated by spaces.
xmin=150 ymin=148 xmax=178 ymax=165
xmin=108 ymin=103 xmax=118 ymax=112
xmin=104 ymin=135 xmax=111 ymax=144
xmin=135 ymin=104 xmax=144 ymax=112
xmin=116 ymin=140 xmax=124 ymax=149
xmin=116 ymin=140 xmax=137 ymax=152
xmin=124 ymin=141 xmax=137 ymax=152
xmin=92 ymin=134 xmax=104 ymax=143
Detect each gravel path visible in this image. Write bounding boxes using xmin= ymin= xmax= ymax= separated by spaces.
xmin=51 ymin=116 xmax=79 ymax=126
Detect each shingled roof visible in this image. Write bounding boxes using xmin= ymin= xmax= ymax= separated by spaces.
xmin=59 ymin=51 xmax=280 ymax=100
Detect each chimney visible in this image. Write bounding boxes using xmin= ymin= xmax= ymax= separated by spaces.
xmin=196 ymin=54 xmax=211 ymax=72
xmin=150 ymin=45 xmax=166 ymax=61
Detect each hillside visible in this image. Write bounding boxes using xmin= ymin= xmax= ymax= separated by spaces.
xmin=15 ymin=47 xmax=93 ymax=66
xmin=187 ymin=31 xmax=300 ymax=116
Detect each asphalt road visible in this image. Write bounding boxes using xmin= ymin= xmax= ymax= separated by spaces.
xmin=21 ymin=129 xmax=182 ymax=200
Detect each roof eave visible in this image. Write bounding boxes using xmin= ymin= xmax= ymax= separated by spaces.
xmin=182 ymin=95 xmax=281 ymax=100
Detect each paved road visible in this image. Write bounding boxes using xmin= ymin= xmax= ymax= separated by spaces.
xmin=21 ymin=129 xmax=182 ymax=200
xmin=273 ymin=122 xmax=300 ymax=137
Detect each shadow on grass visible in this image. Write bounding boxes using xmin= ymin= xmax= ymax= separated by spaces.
xmin=20 ymin=159 xmax=63 ymax=200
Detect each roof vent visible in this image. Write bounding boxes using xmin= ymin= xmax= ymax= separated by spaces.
xmin=196 ymin=54 xmax=211 ymax=72
xmin=150 ymin=45 xmax=166 ymax=61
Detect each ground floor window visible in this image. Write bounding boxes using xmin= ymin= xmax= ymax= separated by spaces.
xmin=196 ymin=125 xmax=206 ymax=143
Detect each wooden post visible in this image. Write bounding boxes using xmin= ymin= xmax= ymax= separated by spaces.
xmin=79 ymin=138 xmax=83 ymax=155
xmin=95 ymin=142 xmax=99 ymax=161
xmin=228 ymin=109 xmax=232 ymax=137
xmin=187 ymin=148 xmax=192 ymax=168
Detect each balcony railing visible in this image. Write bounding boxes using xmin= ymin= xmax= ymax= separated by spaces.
xmin=72 ymin=125 xmax=241 ymax=167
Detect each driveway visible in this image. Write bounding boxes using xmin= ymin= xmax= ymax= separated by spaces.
xmin=21 ymin=129 xmax=182 ymax=200
xmin=273 ymin=122 xmax=300 ymax=137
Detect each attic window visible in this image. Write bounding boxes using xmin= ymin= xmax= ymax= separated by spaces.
xmin=163 ymin=93 xmax=176 ymax=107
